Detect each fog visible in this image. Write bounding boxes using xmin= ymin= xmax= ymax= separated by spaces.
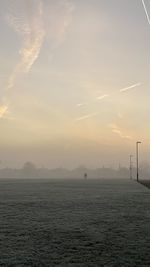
xmin=0 ymin=140 xmax=143 ymax=169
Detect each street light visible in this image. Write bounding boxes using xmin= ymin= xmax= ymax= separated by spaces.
xmin=129 ymin=155 xmax=133 ymax=180
xmin=136 ymin=141 xmax=141 ymax=182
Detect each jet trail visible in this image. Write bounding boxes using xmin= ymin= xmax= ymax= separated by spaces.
xmin=75 ymin=113 xmax=98 ymax=121
xmin=120 ymin=83 xmax=141 ymax=92
xmin=109 ymin=124 xmax=132 ymax=140
xmin=6 ymin=0 xmax=45 ymax=91
xmin=96 ymin=94 xmax=109 ymax=100
xmin=77 ymin=103 xmax=88 ymax=107
xmin=141 ymin=0 xmax=150 ymax=25
xmin=0 ymin=0 xmax=45 ymax=119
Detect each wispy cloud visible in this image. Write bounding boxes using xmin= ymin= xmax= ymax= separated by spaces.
xmin=1 ymin=0 xmax=74 ymax=120
xmin=77 ymin=103 xmax=88 ymax=107
xmin=6 ymin=0 xmax=45 ymax=91
xmin=1 ymin=0 xmax=45 ymax=119
xmin=75 ymin=81 xmax=141 ymax=120
xmin=141 ymin=0 xmax=150 ymax=25
xmin=76 ymin=94 xmax=109 ymax=108
xmin=96 ymin=94 xmax=109 ymax=100
xmin=109 ymin=123 xmax=132 ymax=140
xmin=0 ymin=105 xmax=9 ymax=119
xmin=120 ymin=82 xmax=141 ymax=93
xmin=75 ymin=113 xmax=98 ymax=121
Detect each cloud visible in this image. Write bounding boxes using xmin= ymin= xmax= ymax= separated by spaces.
xmin=1 ymin=0 xmax=74 ymax=119
xmin=5 ymin=0 xmax=75 ymax=92
xmin=6 ymin=0 xmax=45 ymax=91
xmin=109 ymin=123 xmax=132 ymax=140
xmin=96 ymin=94 xmax=109 ymax=100
xmin=141 ymin=0 xmax=150 ymax=25
xmin=76 ymin=94 xmax=109 ymax=108
xmin=120 ymin=83 xmax=141 ymax=93
xmin=77 ymin=103 xmax=88 ymax=107
xmin=0 ymin=105 xmax=9 ymax=119
xmin=1 ymin=0 xmax=45 ymax=119
xmin=75 ymin=81 xmax=141 ymax=122
xmin=75 ymin=113 xmax=98 ymax=121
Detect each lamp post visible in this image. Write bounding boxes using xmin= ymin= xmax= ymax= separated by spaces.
xmin=129 ymin=155 xmax=133 ymax=180
xmin=136 ymin=141 xmax=141 ymax=182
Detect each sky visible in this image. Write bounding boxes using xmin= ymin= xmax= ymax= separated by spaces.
xmin=0 ymin=0 xmax=150 ymax=169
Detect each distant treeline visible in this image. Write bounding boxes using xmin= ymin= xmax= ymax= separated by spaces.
xmin=0 ymin=161 xmax=149 ymax=179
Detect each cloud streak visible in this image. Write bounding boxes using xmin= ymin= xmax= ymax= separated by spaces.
xmin=0 ymin=0 xmax=45 ymax=119
xmin=77 ymin=103 xmax=88 ymax=107
xmin=96 ymin=94 xmax=109 ymax=100
xmin=120 ymin=83 xmax=141 ymax=92
xmin=75 ymin=113 xmax=98 ymax=121
xmin=6 ymin=0 xmax=45 ymax=91
xmin=76 ymin=81 xmax=141 ymax=109
xmin=109 ymin=124 xmax=132 ymax=140
xmin=0 ymin=105 xmax=9 ymax=119
xmin=141 ymin=0 xmax=150 ymax=25
xmin=1 ymin=0 xmax=74 ymax=120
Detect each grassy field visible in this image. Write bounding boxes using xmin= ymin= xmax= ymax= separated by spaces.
xmin=0 ymin=178 xmax=150 ymax=266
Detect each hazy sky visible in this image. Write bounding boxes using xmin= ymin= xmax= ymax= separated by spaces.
xmin=0 ymin=0 xmax=150 ymax=168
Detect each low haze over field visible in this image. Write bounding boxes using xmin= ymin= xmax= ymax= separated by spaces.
xmin=0 ymin=0 xmax=150 ymax=168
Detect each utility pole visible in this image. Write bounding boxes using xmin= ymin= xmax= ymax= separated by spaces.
xmin=129 ymin=155 xmax=133 ymax=180
xmin=136 ymin=141 xmax=141 ymax=182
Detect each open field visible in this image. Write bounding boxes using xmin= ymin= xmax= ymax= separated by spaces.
xmin=0 ymin=178 xmax=150 ymax=266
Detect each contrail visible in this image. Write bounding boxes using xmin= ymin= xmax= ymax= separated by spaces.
xmin=6 ymin=0 xmax=45 ymax=91
xmin=6 ymin=0 xmax=74 ymax=92
xmin=76 ymin=81 xmax=141 ymax=108
xmin=75 ymin=112 xmax=98 ymax=121
xmin=96 ymin=94 xmax=109 ymax=100
xmin=77 ymin=103 xmax=88 ymax=107
xmin=120 ymin=83 xmax=141 ymax=92
xmin=1 ymin=0 xmax=74 ymax=120
xmin=109 ymin=124 xmax=132 ymax=140
xmin=112 ymin=128 xmax=132 ymax=140
xmin=0 ymin=0 xmax=45 ymax=119
xmin=141 ymin=0 xmax=150 ymax=25
xmin=77 ymin=95 xmax=109 ymax=107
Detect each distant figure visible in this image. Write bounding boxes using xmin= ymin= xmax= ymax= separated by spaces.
xmin=84 ymin=173 xmax=87 ymax=180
